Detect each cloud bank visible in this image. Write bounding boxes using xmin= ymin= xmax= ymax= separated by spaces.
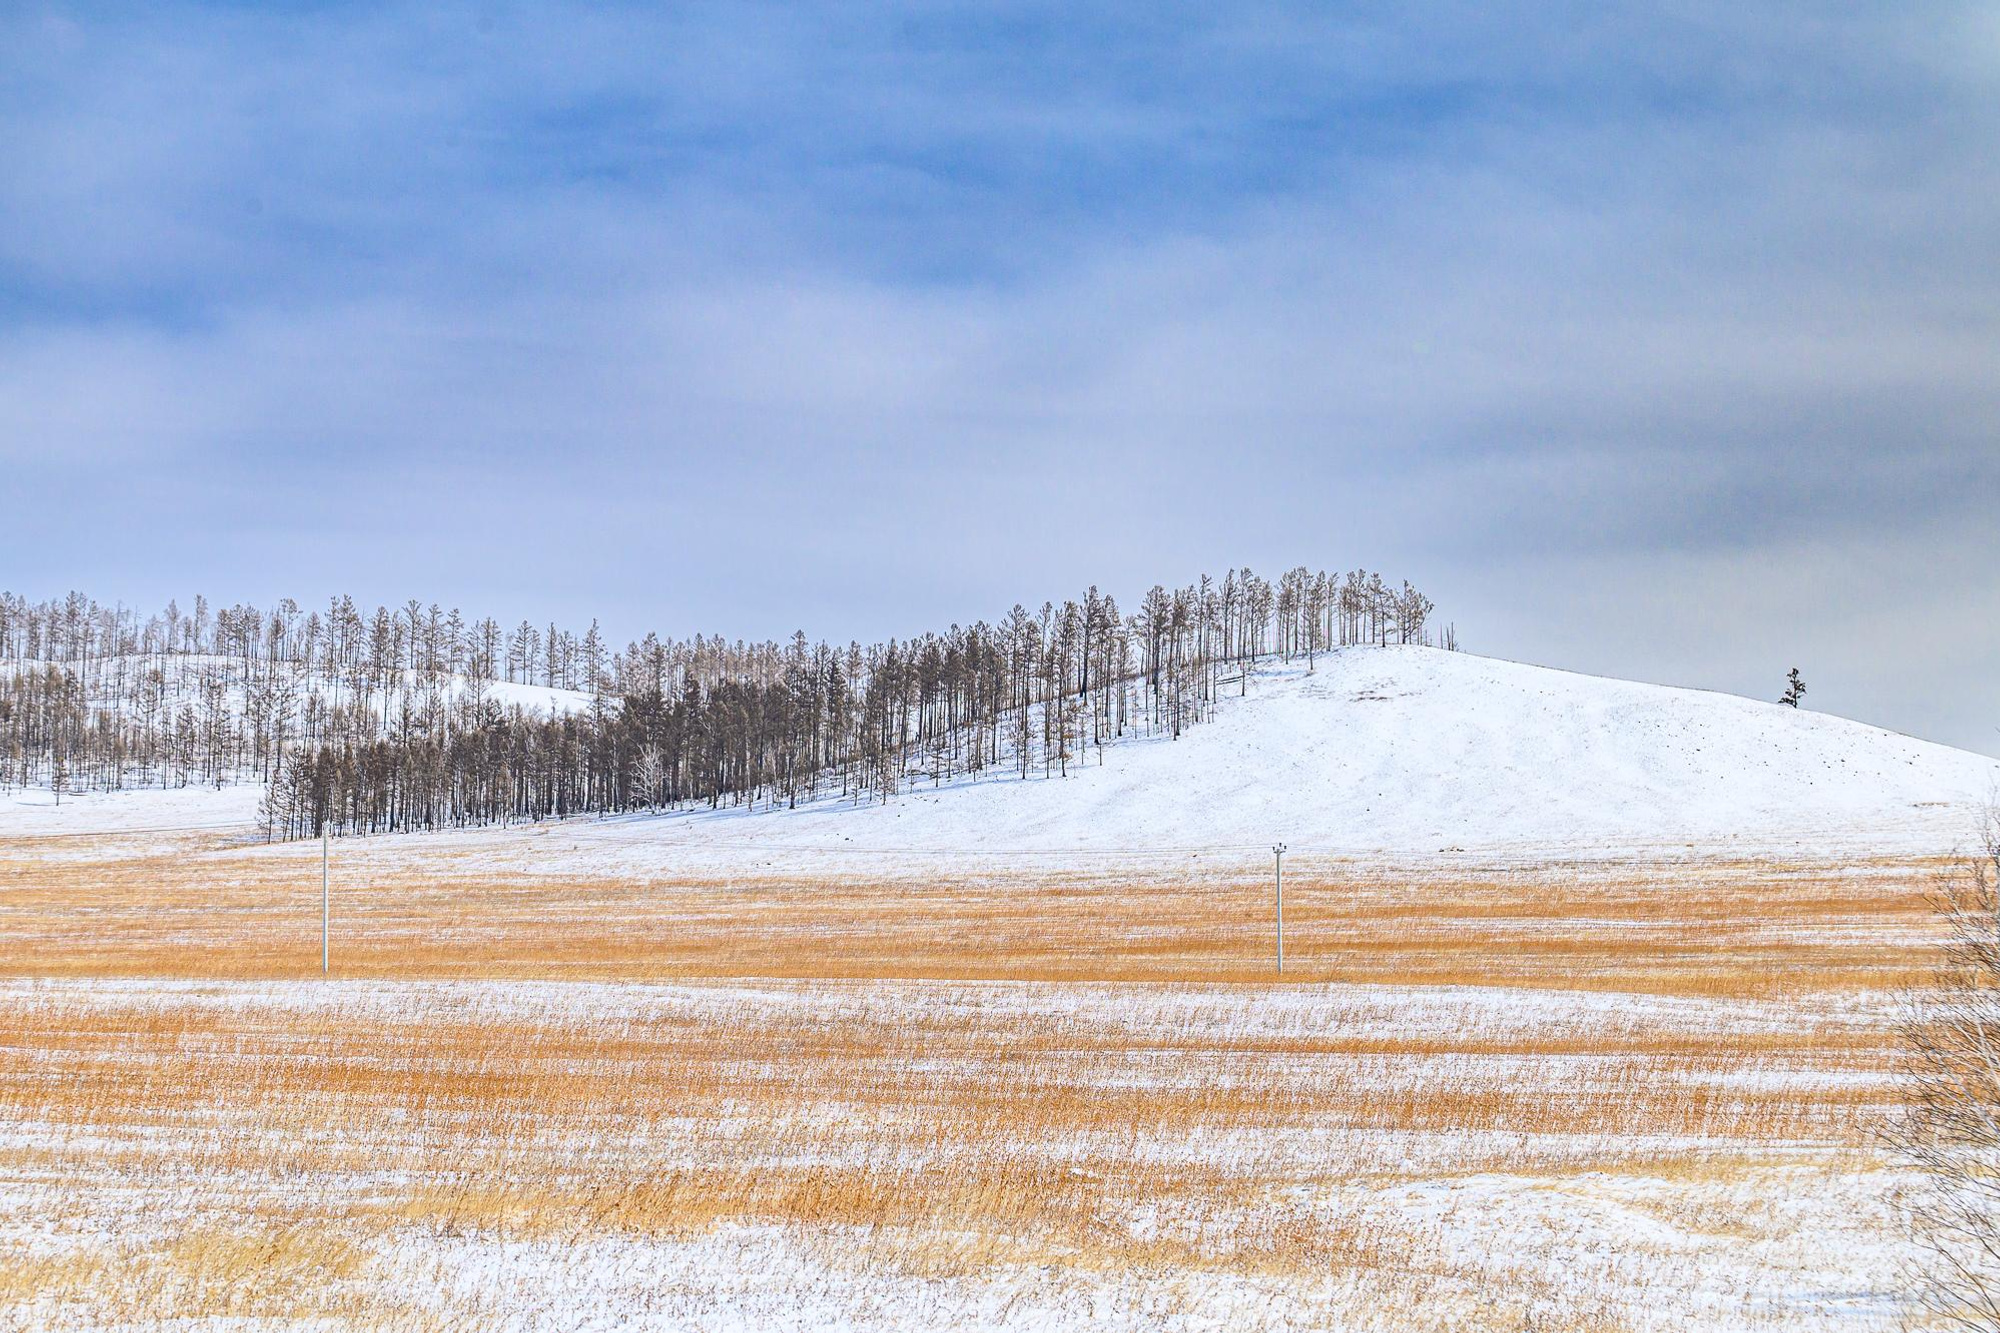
xmin=3 ymin=2 xmax=1996 ymax=748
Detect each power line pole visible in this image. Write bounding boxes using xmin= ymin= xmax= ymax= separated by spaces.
xmin=1272 ymin=843 xmax=1287 ymax=974
xmin=321 ymin=825 xmax=329 ymax=978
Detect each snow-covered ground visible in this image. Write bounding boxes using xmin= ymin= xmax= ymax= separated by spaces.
xmin=0 ymin=977 xmax=1913 ymax=1332
xmin=585 ymin=644 xmax=1992 ymax=868
xmin=0 ymin=652 xmax=596 ymax=716
xmin=0 ymin=781 xmax=257 ymax=835
xmin=7 ymin=645 xmax=1993 ymax=868
xmin=2 ymin=648 xmax=1965 ymax=1330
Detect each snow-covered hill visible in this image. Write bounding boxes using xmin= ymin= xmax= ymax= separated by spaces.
xmin=7 ymin=646 xmax=1994 ymax=864
xmin=0 ymin=653 xmax=595 ymax=719
xmin=542 ymin=644 xmax=1994 ymax=867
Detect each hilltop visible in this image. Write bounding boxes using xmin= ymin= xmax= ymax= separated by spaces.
xmin=14 ymin=645 xmax=1988 ymax=869
xmin=561 ymin=644 xmax=1997 ymax=868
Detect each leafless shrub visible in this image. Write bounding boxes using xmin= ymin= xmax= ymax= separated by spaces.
xmin=1893 ymin=823 xmax=2000 ymax=1330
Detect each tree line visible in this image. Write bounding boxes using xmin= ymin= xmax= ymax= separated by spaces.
xmin=0 ymin=568 xmax=1449 ymax=836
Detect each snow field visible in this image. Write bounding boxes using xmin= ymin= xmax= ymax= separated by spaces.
xmin=0 ymin=644 xmax=1981 ymax=1329
xmin=0 ymin=976 xmax=1912 ymax=1331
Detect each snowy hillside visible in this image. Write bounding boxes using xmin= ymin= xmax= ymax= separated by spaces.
xmin=0 ymin=653 xmax=594 ymax=718
xmin=519 ymin=644 xmax=1991 ymax=866
xmin=7 ymin=646 xmax=1994 ymax=862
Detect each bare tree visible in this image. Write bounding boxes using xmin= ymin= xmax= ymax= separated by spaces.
xmin=3 ymin=564 xmax=1445 ymax=830
xmin=1892 ymin=823 xmax=2000 ymax=1329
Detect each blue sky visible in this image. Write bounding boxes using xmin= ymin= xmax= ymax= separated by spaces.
xmin=4 ymin=3 xmax=1997 ymax=750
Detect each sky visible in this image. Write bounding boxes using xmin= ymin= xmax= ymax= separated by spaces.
xmin=3 ymin=3 xmax=1997 ymax=752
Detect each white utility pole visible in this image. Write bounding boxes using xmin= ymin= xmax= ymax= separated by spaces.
xmin=321 ymin=826 xmax=329 ymax=977
xmin=1272 ymin=843 xmax=1287 ymax=974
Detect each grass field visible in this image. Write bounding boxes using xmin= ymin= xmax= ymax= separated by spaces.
xmin=0 ymin=824 xmax=1944 ymax=1330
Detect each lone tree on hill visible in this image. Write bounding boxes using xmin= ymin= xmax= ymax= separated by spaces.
xmin=1780 ymin=668 xmax=1807 ymax=708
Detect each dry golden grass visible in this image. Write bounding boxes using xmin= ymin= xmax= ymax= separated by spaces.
xmin=0 ymin=827 xmax=1950 ymax=995
xmin=0 ymin=826 xmax=1945 ymax=1330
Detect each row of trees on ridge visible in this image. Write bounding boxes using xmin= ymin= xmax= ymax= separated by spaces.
xmin=0 ymin=568 xmax=1447 ymax=837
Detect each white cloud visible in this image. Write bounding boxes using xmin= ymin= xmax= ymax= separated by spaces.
xmin=1 ymin=1 xmax=1995 ymax=748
